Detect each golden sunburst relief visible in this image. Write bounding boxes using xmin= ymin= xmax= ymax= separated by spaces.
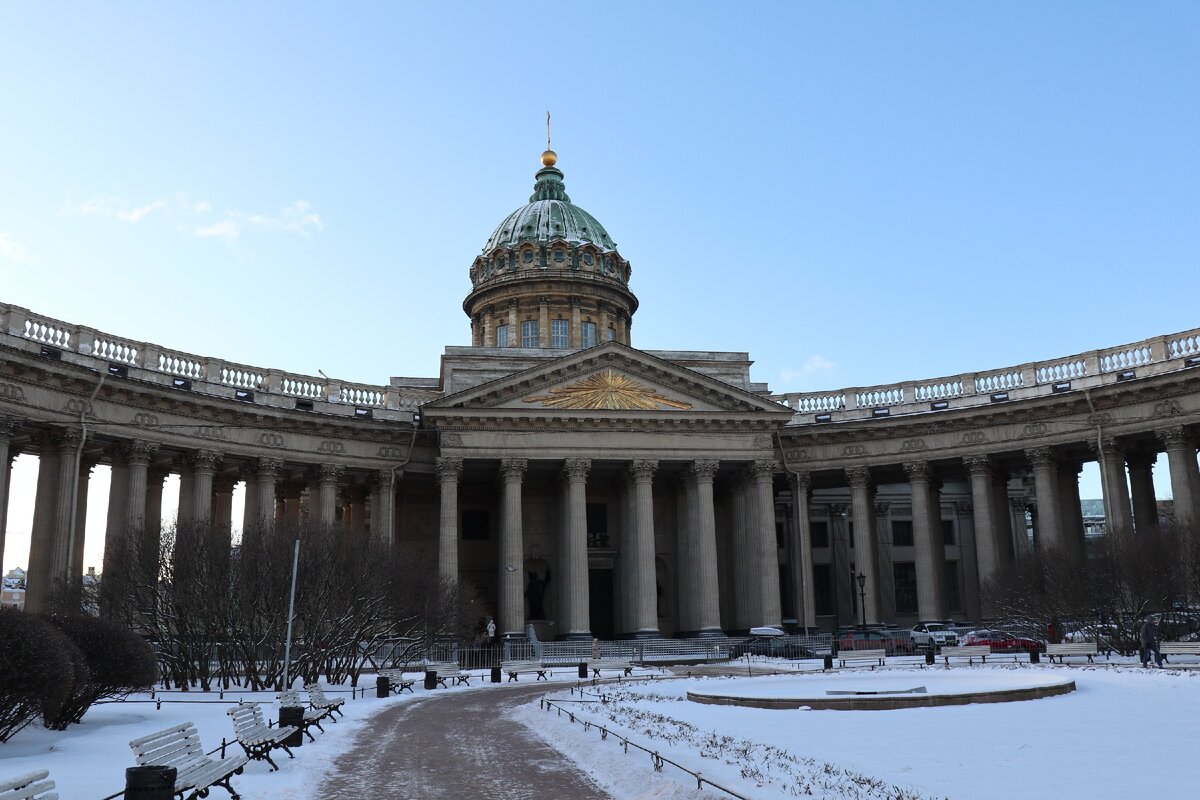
xmin=523 ymin=369 xmax=694 ymax=411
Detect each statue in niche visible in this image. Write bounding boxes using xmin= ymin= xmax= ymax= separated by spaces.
xmin=525 ymin=566 xmax=551 ymax=620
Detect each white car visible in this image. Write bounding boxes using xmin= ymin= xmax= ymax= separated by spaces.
xmin=910 ymin=622 xmax=959 ymax=650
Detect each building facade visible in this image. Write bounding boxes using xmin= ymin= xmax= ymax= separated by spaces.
xmin=2 ymin=148 xmax=1200 ymax=636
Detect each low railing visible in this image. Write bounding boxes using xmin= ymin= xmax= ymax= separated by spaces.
xmin=772 ymin=325 xmax=1200 ymax=425
xmin=0 ymin=303 xmax=438 ymax=422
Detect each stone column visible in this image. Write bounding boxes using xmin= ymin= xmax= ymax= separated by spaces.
xmin=1025 ymin=447 xmax=1065 ymax=553
xmin=0 ymin=419 xmax=17 ymax=572
xmin=786 ymin=471 xmax=816 ymax=631
xmin=177 ymin=463 xmax=195 ymax=527
xmin=689 ymin=460 xmax=723 ymax=636
xmin=905 ymin=461 xmax=946 ymax=620
xmin=103 ymin=452 xmax=131 ymax=582
xmin=569 ymin=297 xmax=582 ymax=348
xmin=964 ymin=455 xmax=1002 ymax=591
xmin=189 ymin=450 xmax=219 ymax=528
xmin=253 ymin=458 xmax=282 ymax=532
xmin=506 ymin=300 xmax=519 ymax=348
xmin=346 ymin=486 xmax=367 ymax=533
xmin=990 ymin=472 xmax=1016 ymax=568
xmin=750 ymin=460 xmax=783 ymax=628
xmin=50 ymin=431 xmax=83 ymax=593
xmin=828 ymin=503 xmax=852 ymax=626
xmin=560 ymin=458 xmax=591 ymax=639
xmin=143 ymin=468 xmax=167 ymax=585
xmin=955 ymin=501 xmax=981 ymax=621
xmin=1126 ymin=452 xmax=1159 ymax=536
xmin=845 ymin=466 xmax=881 ymax=625
xmin=1010 ymin=497 xmax=1032 ymax=559
xmin=315 ymin=464 xmax=342 ymax=526
xmin=211 ymin=476 xmax=236 ymax=546
xmin=372 ymin=469 xmax=397 ymax=545
xmin=728 ymin=473 xmax=755 ymax=630
xmin=436 ymin=457 xmax=463 ymax=585
xmin=628 ymin=460 xmax=660 ymax=637
xmin=26 ymin=438 xmax=61 ymax=613
xmin=537 ymin=297 xmax=550 ymax=348
xmin=1157 ymin=426 xmax=1199 ymax=531
xmin=125 ymin=442 xmax=156 ymax=537
xmin=874 ymin=501 xmax=896 ymax=624
xmin=482 ymin=305 xmax=495 ymax=347
xmin=71 ymin=460 xmax=95 ymax=584
xmin=1058 ymin=459 xmax=1086 ymax=548
xmin=617 ymin=475 xmax=636 ymax=634
xmin=498 ymin=458 xmax=527 ymax=637
xmin=279 ymin=485 xmax=302 ymax=525
xmin=674 ymin=477 xmax=695 ymax=633
xmin=1091 ymin=437 xmax=1133 ymax=538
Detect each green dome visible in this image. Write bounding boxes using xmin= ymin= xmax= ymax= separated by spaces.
xmin=481 ymin=165 xmax=617 ymax=253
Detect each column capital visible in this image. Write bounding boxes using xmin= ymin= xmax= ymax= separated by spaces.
xmin=256 ymin=457 xmax=284 ymax=479
xmin=688 ymin=459 xmax=720 ymax=482
xmin=436 ymin=457 xmax=464 ymax=481
xmin=954 ymin=500 xmax=972 ymax=517
xmin=827 ymin=502 xmax=848 ymax=518
xmin=499 ymin=458 xmax=528 ymax=482
xmin=1156 ymin=425 xmax=1194 ymax=450
xmin=318 ymin=463 xmax=344 ymax=483
xmin=0 ymin=415 xmax=20 ymax=441
xmin=903 ymin=461 xmax=932 ymax=482
xmin=845 ymin=465 xmax=872 ymax=489
xmin=376 ymin=468 xmax=399 ymax=488
xmin=629 ymin=459 xmax=658 ymax=482
xmin=214 ymin=475 xmax=238 ymax=493
xmin=962 ymin=454 xmax=992 ymax=477
xmin=1012 ymin=496 xmax=1033 ymax=512
xmin=787 ymin=470 xmax=811 ymax=495
xmin=561 ymin=458 xmax=591 ymax=481
xmin=1024 ymin=446 xmax=1057 ymax=469
xmin=54 ymin=429 xmax=83 ymax=452
xmin=120 ymin=440 xmax=159 ymax=467
xmin=188 ymin=449 xmax=221 ymax=473
xmin=875 ymin=501 xmax=891 ymax=516
xmin=1088 ymin=436 xmax=1124 ymax=459
xmin=750 ymin=459 xmax=776 ymax=481
xmin=1125 ymin=449 xmax=1157 ymax=470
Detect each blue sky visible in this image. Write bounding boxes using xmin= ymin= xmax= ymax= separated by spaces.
xmin=1 ymin=3 xmax=1198 ymax=572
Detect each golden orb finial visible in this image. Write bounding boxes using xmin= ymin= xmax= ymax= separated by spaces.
xmin=540 ymin=149 xmax=558 ymax=167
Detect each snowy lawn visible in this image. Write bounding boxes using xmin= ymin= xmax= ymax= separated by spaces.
xmin=517 ymin=663 xmax=1200 ymax=799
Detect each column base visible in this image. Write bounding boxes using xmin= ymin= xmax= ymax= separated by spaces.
xmin=557 ymin=632 xmax=594 ymax=641
xmin=625 ymin=629 xmax=662 ymax=640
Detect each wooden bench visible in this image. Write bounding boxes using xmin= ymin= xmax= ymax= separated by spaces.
xmin=838 ymin=648 xmax=886 ymax=668
xmin=1160 ymin=642 xmax=1200 ymax=659
xmin=277 ymin=687 xmax=329 ymax=740
xmin=0 ymin=770 xmax=57 ymax=800
xmin=129 ymin=722 xmax=248 ymax=800
xmin=589 ymin=659 xmax=635 ymax=678
xmin=424 ymin=661 xmax=471 ymax=688
xmin=225 ymin=703 xmax=296 ymax=772
xmin=503 ymin=660 xmax=550 ymax=681
xmin=941 ymin=645 xmax=991 ymax=666
xmin=377 ymin=668 xmax=416 ymax=694
xmin=1046 ymin=642 xmax=1097 ymax=663
xmin=304 ymin=682 xmax=345 ymax=718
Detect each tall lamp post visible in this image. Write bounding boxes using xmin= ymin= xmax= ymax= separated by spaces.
xmin=855 ymin=573 xmax=867 ymax=630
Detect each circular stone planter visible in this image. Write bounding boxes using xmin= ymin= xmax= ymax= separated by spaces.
xmin=687 ymin=671 xmax=1076 ymax=711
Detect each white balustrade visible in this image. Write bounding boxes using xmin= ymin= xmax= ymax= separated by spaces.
xmin=279 ymin=375 xmax=325 ymax=399
xmin=856 ymin=386 xmax=904 ymax=408
xmin=914 ymin=379 xmax=965 ymax=401
xmin=1099 ymin=345 xmax=1151 ymax=373
xmin=974 ymin=369 xmax=1023 ymax=393
xmin=22 ymin=317 xmax=72 ymax=348
xmin=1168 ymin=333 xmax=1199 ymax=359
xmin=1035 ymin=358 xmax=1086 ymax=383
xmin=339 ymin=384 xmax=386 ymax=406
xmin=782 ymin=392 xmax=847 ymax=413
xmin=93 ymin=336 xmax=139 ymax=365
xmin=158 ymin=351 xmax=204 ymax=379
xmin=220 ymin=364 xmax=265 ymax=390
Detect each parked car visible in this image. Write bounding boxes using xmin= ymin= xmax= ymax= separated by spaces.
xmin=910 ymin=622 xmax=958 ymax=651
xmin=838 ymin=629 xmax=916 ymax=656
xmin=961 ymin=629 xmax=1043 ymax=653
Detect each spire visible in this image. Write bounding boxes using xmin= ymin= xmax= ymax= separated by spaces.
xmin=531 ymin=123 xmax=569 ymax=202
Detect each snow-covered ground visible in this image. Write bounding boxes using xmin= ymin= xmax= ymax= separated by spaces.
xmin=1 ymin=667 xmax=586 ymax=799
xmin=517 ymin=662 xmax=1200 ymax=799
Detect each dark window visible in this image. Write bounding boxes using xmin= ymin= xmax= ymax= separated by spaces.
xmin=813 ymin=564 xmax=833 ymax=616
xmin=554 ymin=250 xmax=566 ymax=263
xmin=893 ymin=562 xmax=918 ymax=613
xmin=942 ymin=520 xmax=956 ymax=545
xmin=462 ymin=509 xmax=489 ymax=540
xmin=776 ymin=520 xmax=785 ymax=549
xmin=583 ymin=253 xmax=594 ymax=265
xmin=892 ymin=520 xmax=914 ymax=547
xmin=945 ymin=561 xmax=961 ymax=611
xmin=523 ymin=250 xmax=534 ymax=263
xmin=847 ymin=521 xmax=854 ymax=548
xmin=811 ymin=520 xmax=829 ymax=548
xmin=586 ymin=503 xmax=609 ymax=548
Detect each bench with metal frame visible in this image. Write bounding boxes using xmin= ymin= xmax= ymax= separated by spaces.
xmin=503 ymin=660 xmax=550 ymax=681
xmin=225 ymin=702 xmax=297 ymax=772
xmin=838 ymin=648 xmax=886 ymax=668
xmin=277 ymin=687 xmax=329 ymax=740
xmin=941 ymin=645 xmax=991 ymax=666
xmin=1046 ymin=642 xmax=1097 ymax=664
xmin=128 ymin=722 xmax=248 ymax=800
xmin=377 ymin=668 xmax=416 ymax=694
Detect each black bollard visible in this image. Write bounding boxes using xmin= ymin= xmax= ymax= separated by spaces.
xmin=490 ymin=666 xmax=502 ymax=683
xmin=823 ymin=654 xmax=834 ymax=671
xmin=424 ymin=669 xmax=437 ymax=690
xmin=125 ymin=766 xmax=176 ymax=800
xmin=376 ymin=675 xmax=389 ymax=698
xmin=924 ymin=650 xmax=935 ymax=666
xmin=578 ymin=662 xmax=588 ymax=679
xmin=279 ymin=706 xmax=304 ymax=747
xmin=1030 ymin=649 xmax=1040 ymax=664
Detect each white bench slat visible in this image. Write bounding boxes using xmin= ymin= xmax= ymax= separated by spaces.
xmin=839 ymin=648 xmax=886 ymax=666
xmin=129 ymin=723 xmax=247 ymax=794
xmin=942 ymin=645 xmax=991 ymax=663
xmin=1161 ymin=642 xmax=1200 ymax=655
xmin=0 ymin=770 xmax=57 ymax=800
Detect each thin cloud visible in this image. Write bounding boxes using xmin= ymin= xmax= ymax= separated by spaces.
xmin=64 ymin=193 xmax=322 ymax=243
xmin=0 ymin=232 xmax=30 ymax=262
xmin=780 ymin=354 xmax=836 ymax=387
xmin=193 ymin=220 xmax=240 ymax=241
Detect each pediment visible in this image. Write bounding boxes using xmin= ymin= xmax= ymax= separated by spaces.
xmin=424 ymin=343 xmax=789 ymax=417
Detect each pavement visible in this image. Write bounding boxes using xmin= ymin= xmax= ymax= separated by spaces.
xmin=317 ymin=682 xmax=613 ymax=799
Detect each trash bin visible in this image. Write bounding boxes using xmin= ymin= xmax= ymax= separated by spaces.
xmin=125 ymin=766 xmax=176 ymax=800
xmin=924 ymin=650 xmax=935 ymax=666
xmin=490 ymin=666 xmax=501 ymax=683
xmin=1029 ymin=649 xmax=1040 ymax=664
xmin=424 ymin=669 xmax=437 ymax=690
xmin=279 ymin=706 xmax=305 ymax=747
xmin=376 ymin=675 xmax=389 ymax=698
xmin=823 ymin=654 xmax=833 ymax=671
xmin=578 ymin=662 xmax=588 ymax=679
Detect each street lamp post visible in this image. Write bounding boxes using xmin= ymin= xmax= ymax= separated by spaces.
xmin=856 ymin=573 xmax=867 ymax=630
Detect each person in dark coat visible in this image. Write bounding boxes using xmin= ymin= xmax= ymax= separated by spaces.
xmin=1140 ymin=616 xmax=1163 ymax=667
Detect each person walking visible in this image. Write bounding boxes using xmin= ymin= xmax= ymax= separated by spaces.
xmin=1140 ymin=615 xmax=1164 ymax=667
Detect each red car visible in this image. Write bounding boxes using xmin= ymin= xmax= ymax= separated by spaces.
xmin=838 ymin=630 xmax=916 ymax=656
xmin=962 ymin=629 xmax=1043 ymax=653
